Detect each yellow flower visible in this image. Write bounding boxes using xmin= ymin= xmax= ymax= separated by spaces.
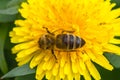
xmin=9 ymin=0 xmax=120 ymax=80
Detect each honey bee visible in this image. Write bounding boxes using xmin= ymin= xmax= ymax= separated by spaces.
xmin=38 ymin=27 xmax=85 ymax=59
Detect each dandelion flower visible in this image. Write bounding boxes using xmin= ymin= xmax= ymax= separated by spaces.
xmin=9 ymin=0 xmax=120 ymax=80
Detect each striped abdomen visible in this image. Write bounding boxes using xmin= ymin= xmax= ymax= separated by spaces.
xmin=56 ymin=34 xmax=85 ymax=50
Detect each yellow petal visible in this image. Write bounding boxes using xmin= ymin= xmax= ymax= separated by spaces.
xmin=79 ymin=59 xmax=91 ymax=80
xmin=86 ymin=49 xmax=96 ymax=60
xmin=85 ymin=60 xmax=101 ymax=80
xmin=87 ymin=50 xmax=113 ymax=70
xmin=71 ymin=62 xmax=78 ymax=73
xmin=59 ymin=67 xmax=65 ymax=79
xmin=74 ymin=73 xmax=81 ymax=80
xmin=12 ymin=40 xmax=37 ymax=53
xmin=113 ymin=20 xmax=120 ymax=36
xmin=36 ymin=61 xmax=45 ymax=79
xmin=36 ymin=72 xmax=45 ymax=80
xmin=43 ymin=50 xmax=53 ymax=61
xmin=46 ymin=70 xmax=52 ymax=79
xmin=92 ymin=43 xmax=103 ymax=55
xmin=60 ymin=52 xmax=67 ymax=67
xmin=76 ymin=59 xmax=83 ymax=74
xmin=94 ymin=55 xmax=113 ymax=70
xmin=17 ymin=46 xmax=39 ymax=58
xmin=109 ymin=8 xmax=120 ymax=20
xmin=109 ymin=38 xmax=120 ymax=44
xmin=17 ymin=54 xmax=33 ymax=66
xmin=52 ymin=63 xmax=59 ymax=76
xmin=64 ymin=62 xmax=70 ymax=75
xmin=42 ymin=57 xmax=55 ymax=70
xmin=64 ymin=60 xmax=73 ymax=80
xmin=103 ymin=44 xmax=120 ymax=55
xmin=54 ymin=74 xmax=60 ymax=80
xmin=30 ymin=50 xmax=46 ymax=68
xmin=70 ymin=52 xmax=77 ymax=62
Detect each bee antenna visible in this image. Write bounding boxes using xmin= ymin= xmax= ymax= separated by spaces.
xmin=43 ymin=26 xmax=51 ymax=34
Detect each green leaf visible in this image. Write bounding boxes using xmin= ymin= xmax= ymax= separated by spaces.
xmin=0 ymin=0 xmax=27 ymax=15
xmin=104 ymin=53 xmax=120 ymax=68
xmin=0 ymin=0 xmax=27 ymax=22
xmin=0 ymin=6 xmax=19 ymax=15
xmin=15 ymin=74 xmax=36 ymax=80
xmin=0 ymin=1 xmax=19 ymax=22
xmin=0 ymin=14 xmax=17 ymax=22
xmin=94 ymin=62 xmax=120 ymax=80
xmin=0 ymin=0 xmax=10 ymax=9
xmin=7 ymin=0 xmax=27 ymax=7
xmin=1 ymin=64 xmax=35 ymax=79
xmin=0 ymin=24 xmax=8 ymax=74
xmin=111 ymin=0 xmax=120 ymax=8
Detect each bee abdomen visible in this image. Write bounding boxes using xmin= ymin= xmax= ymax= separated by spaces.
xmin=56 ymin=34 xmax=85 ymax=50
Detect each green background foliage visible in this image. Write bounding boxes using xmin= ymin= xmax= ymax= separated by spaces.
xmin=0 ymin=0 xmax=120 ymax=80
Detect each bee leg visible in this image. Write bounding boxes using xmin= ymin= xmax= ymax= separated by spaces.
xmin=51 ymin=49 xmax=57 ymax=60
